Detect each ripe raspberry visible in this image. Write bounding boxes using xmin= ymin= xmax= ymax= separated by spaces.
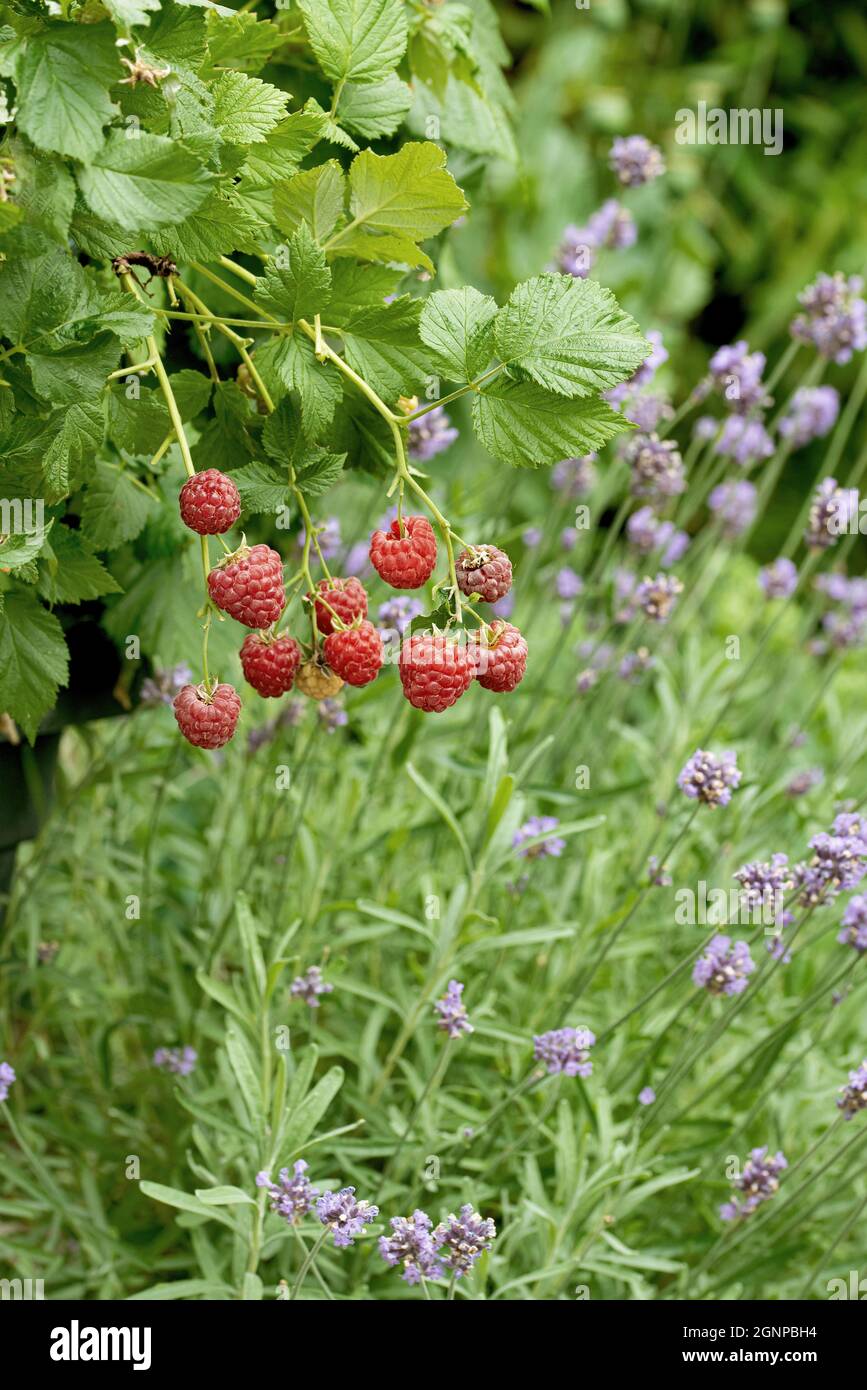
xmin=179 ymin=469 xmax=241 ymax=535
xmin=295 ymin=657 xmax=344 ymax=701
xmin=173 ymin=682 xmax=241 ymax=748
xmin=207 ymin=544 xmax=285 ymax=629
xmin=456 ymin=544 xmax=512 ymax=603
xmin=369 ymin=515 xmax=437 ymax=589
xmin=323 ymin=620 xmax=383 ymax=687
xmin=310 ymin=577 xmax=368 ymax=635
xmin=470 ymin=621 xmax=528 ymax=692
xmin=240 ymin=633 xmax=301 ymax=698
xmin=398 ymin=632 xmax=475 ymax=712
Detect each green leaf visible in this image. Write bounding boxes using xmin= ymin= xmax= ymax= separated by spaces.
xmin=328 ymin=228 xmax=434 ymax=273
xmin=272 ymin=161 xmax=345 ymax=242
xmin=16 ymin=23 xmax=119 ymax=163
xmin=339 ymin=297 xmax=429 ymax=402
xmin=205 ymin=12 xmax=283 ymax=75
xmin=259 ymin=333 xmax=342 ymax=441
xmin=419 ymin=286 xmax=498 ymax=381
xmin=0 ymin=590 xmax=69 ymax=742
xmin=29 ymin=333 xmax=120 ymax=408
xmin=241 ymin=108 xmax=326 ymax=187
xmin=0 ymin=522 xmax=52 ymax=573
xmin=342 ymin=141 xmax=467 ymax=243
xmin=194 ymin=1186 xmax=256 ymax=1207
xmin=471 ymin=377 xmax=631 ymax=467
xmin=139 ymin=1181 xmax=234 ymax=1227
xmin=42 ymin=402 xmax=105 ymax=499
xmin=337 ymin=71 xmax=412 ymax=139
xmin=103 ymin=0 xmax=160 ymax=26
xmin=255 ymin=224 xmax=331 ymax=322
xmin=297 ymin=0 xmax=408 ymax=86
xmin=0 ymin=228 xmax=98 ymax=348
xmin=232 ymin=460 xmax=293 ymax=517
xmin=282 ymin=1065 xmax=344 ymax=1152
xmin=143 ymin=0 xmax=208 ymax=66
xmin=80 ymin=461 xmax=159 ymax=550
xmin=77 ymin=131 xmax=214 ymax=233
xmin=211 ymin=70 xmax=289 ymax=145
xmin=326 ymin=260 xmax=402 ymax=318
xmin=494 ymin=275 xmax=649 ymax=398
xmin=37 ymin=525 xmax=122 ymax=607
xmin=294 ymin=450 xmax=345 ymax=499
xmin=260 ymin=398 xmax=345 ymax=498
xmin=147 ymin=188 xmax=266 ymax=262
xmin=7 ymin=138 xmax=76 ymax=242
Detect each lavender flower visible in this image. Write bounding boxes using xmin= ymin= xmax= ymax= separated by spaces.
xmin=720 ymin=1147 xmax=787 ymax=1220
xmin=434 ymin=980 xmax=473 ymax=1039
xmin=693 ymin=935 xmax=756 ymax=995
xmin=152 ymin=1046 xmax=197 ymax=1076
xmin=490 ymin=591 xmax=515 ymax=620
xmin=647 ymin=855 xmax=672 ymax=887
xmin=837 ymin=1060 xmax=867 ymax=1118
xmin=407 ymin=405 xmax=458 ymax=461
xmin=804 ymin=477 xmax=851 ymax=549
xmin=0 ymin=1061 xmax=15 ymax=1101
xmin=379 ymin=595 xmax=424 ymax=644
xmin=583 ymin=198 xmax=637 ymax=250
xmin=140 ymin=663 xmax=193 ymax=707
xmin=636 ymin=573 xmax=683 ymax=621
xmin=766 ymin=933 xmax=792 ymax=964
xmin=619 ymin=646 xmax=655 ymax=682
xmin=561 ymin=526 xmax=578 ymax=551
xmin=778 ymin=386 xmax=840 ymax=447
xmin=624 ymin=392 xmax=673 ymax=432
xmin=256 ymin=1161 xmax=318 ymax=1224
xmin=838 ymin=896 xmax=867 ymax=953
xmin=786 ymin=767 xmax=823 ymax=798
xmin=714 ymin=415 xmax=774 ymax=468
xmin=555 ymin=567 xmax=583 ymax=600
xmin=379 ymin=1210 xmax=444 ymax=1284
xmin=300 ymin=517 xmax=342 ymax=560
xmin=708 ymin=480 xmax=757 ymax=538
xmin=433 ymin=1205 xmax=496 ymax=1277
xmin=513 ymin=816 xmax=565 ymax=859
xmin=554 ymin=223 xmax=593 ymax=279
xmin=522 ymin=526 xmax=543 ymax=548
xmin=626 ymin=507 xmax=689 ymax=566
xmin=792 ymin=822 xmax=867 ymax=907
xmin=609 ymin=134 xmax=666 ymax=187
xmin=606 ymin=331 xmax=669 ymax=408
xmin=759 ymin=557 xmax=798 ymax=599
xmin=533 ymin=1026 xmax=596 ymax=1076
xmin=290 ymin=965 xmax=333 ymax=1008
xmin=678 ymin=749 xmax=742 ymax=808
xmin=627 ymin=434 xmax=686 ymax=499
xmin=638 ymin=1086 xmax=656 ymax=1106
xmin=791 ymin=273 xmax=867 ymax=364
xmin=733 ymin=854 xmax=792 ymax=915
xmin=318 ymin=698 xmax=348 ymax=734
xmin=317 ymin=1187 xmax=379 ymax=1247
xmin=707 ymin=341 xmax=769 ymax=413
xmin=552 ymin=454 xmax=596 ymax=496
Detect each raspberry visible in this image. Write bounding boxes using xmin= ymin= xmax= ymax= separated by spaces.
xmin=173 ymin=682 xmax=241 ymax=748
xmin=240 ymin=632 xmax=301 ymax=697
xmin=310 ymin=577 xmax=368 ymax=635
xmin=369 ymin=515 xmax=437 ymax=589
xmin=179 ymin=469 xmax=241 ymax=535
xmin=471 ymin=621 xmax=528 ymax=692
xmin=295 ymin=657 xmax=344 ymax=701
xmin=323 ymin=620 xmax=383 ymax=687
xmin=207 ymin=544 xmax=285 ymax=629
xmin=455 ymin=544 xmax=512 ymax=603
xmin=398 ymin=631 xmax=475 ymax=712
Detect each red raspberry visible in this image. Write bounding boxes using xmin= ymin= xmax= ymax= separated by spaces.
xmin=369 ymin=515 xmax=437 ymax=589
xmin=310 ymin=577 xmax=368 ymax=635
xmin=398 ymin=631 xmax=474 ymax=712
xmin=179 ymin=469 xmax=241 ymax=535
xmin=207 ymin=544 xmax=285 ymax=629
xmin=470 ymin=621 xmax=528 ymax=692
xmin=173 ymin=682 xmax=241 ymax=748
xmin=456 ymin=544 xmax=512 ymax=603
xmin=323 ymin=620 xmax=383 ymax=687
xmin=240 ymin=632 xmax=301 ymax=697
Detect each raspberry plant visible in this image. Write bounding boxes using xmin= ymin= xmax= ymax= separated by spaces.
xmin=0 ymin=0 xmax=649 ymax=744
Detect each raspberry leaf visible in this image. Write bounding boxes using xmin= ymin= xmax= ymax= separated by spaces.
xmin=0 ymin=590 xmax=70 ymax=742
xmin=15 ymin=22 xmax=120 ymax=163
xmin=255 ymin=223 xmax=332 ymax=321
xmin=297 ymin=0 xmax=408 ymax=87
xmin=273 ymin=162 xmax=346 ymax=243
xmin=419 ymin=287 xmax=499 ymax=382
xmin=210 ymin=70 xmax=289 ymax=145
xmin=471 ymin=377 xmax=632 ymax=468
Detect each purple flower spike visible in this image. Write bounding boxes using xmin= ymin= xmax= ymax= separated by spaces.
xmin=678 ymin=749 xmax=741 ymax=807
xmin=379 ymin=1210 xmax=444 ymax=1284
xmin=627 ymin=434 xmax=686 ymax=500
xmin=720 ymin=1146 xmax=787 ymax=1220
xmin=638 ymin=1086 xmax=656 ymax=1106
xmin=778 ymin=386 xmax=840 ymax=447
xmin=837 ymin=1060 xmax=867 ymax=1118
xmin=551 ymin=454 xmax=597 ymax=496
xmin=0 ymin=1061 xmax=16 ymax=1101
xmin=152 ymin=1046 xmax=197 ymax=1076
xmin=791 ymin=273 xmax=867 ymax=364
xmin=759 ymin=557 xmax=798 ymax=599
xmin=693 ymin=935 xmax=755 ymax=996
xmin=804 ymin=477 xmax=851 ymax=549
xmin=708 ymin=480 xmax=757 ymax=538
xmin=290 ymin=965 xmax=333 ymax=1008
xmin=609 ymin=134 xmax=666 ymax=187
xmin=407 ymin=405 xmax=458 ymax=461
xmin=513 ymin=816 xmax=566 ymax=859
xmin=533 ymin=1026 xmax=596 ymax=1076
xmin=316 ymin=1187 xmax=379 ymax=1247
xmin=434 ymin=980 xmax=473 ymax=1039
xmin=839 ymin=896 xmax=867 ymax=953
xmin=256 ymin=1161 xmax=319 ymax=1225
xmin=636 ymin=573 xmax=683 ymax=621
xmin=433 ymin=1204 xmax=496 ymax=1277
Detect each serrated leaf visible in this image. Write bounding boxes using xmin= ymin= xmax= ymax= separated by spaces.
xmin=241 ymin=108 xmax=326 ymax=187
xmin=259 ymin=333 xmax=342 ymax=441
xmin=339 ymin=297 xmax=429 ymax=402
xmin=7 ymin=138 xmax=76 ymax=243
xmin=232 ymin=460 xmax=294 ymax=517
xmin=0 ymin=521 xmax=52 ymax=573
xmin=295 ymin=450 xmax=345 ymax=499
xmin=255 ymin=224 xmax=331 ymax=322
xmin=211 ymin=70 xmax=288 ymax=145
xmin=341 ymin=141 xmax=467 ymax=244
xmin=419 ymin=286 xmax=498 ymax=381
xmin=29 ymin=333 xmax=120 ymax=408
xmin=80 ymin=461 xmax=159 ymax=549
xmin=472 ymin=377 xmax=631 ymax=467
xmin=261 ymin=398 xmax=345 ymax=498
xmin=37 ymin=525 xmax=122 ymax=606
xmin=0 ymin=590 xmax=69 ymax=742
xmin=16 ymin=22 xmax=119 ymax=163
xmin=328 ymin=228 xmax=433 ymax=273
xmin=77 ymin=131 xmax=214 ymax=233
xmin=338 ymin=71 xmax=412 ymax=139
xmin=272 ymin=161 xmax=345 ymax=243
xmin=494 ymin=274 xmax=649 ymax=398
xmin=205 ymin=12 xmax=282 ymax=75
xmin=147 ymin=188 xmax=266 ymax=262
xmin=42 ymin=401 xmax=105 ymax=499
xmin=143 ymin=1 xmax=208 ymax=66
xmin=326 ymin=260 xmax=402 ymax=318
xmin=297 ymin=0 xmax=407 ymax=85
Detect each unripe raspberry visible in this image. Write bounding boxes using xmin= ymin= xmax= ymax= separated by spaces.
xmin=240 ymin=633 xmax=301 ymax=697
xmin=173 ymin=682 xmax=241 ymax=748
xmin=455 ymin=544 xmax=512 ymax=603
xmin=398 ymin=631 xmax=475 ymax=712
xmin=310 ymin=577 xmax=368 ymax=635
xmin=296 ymin=657 xmax=344 ymax=701
xmin=207 ymin=543 xmax=285 ymax=629
xmin=323 ymin=620 xmax=383 ymax=687
xmin=179 ymin=469 xmax=241 ymax=535
xmin=369 ymin=515 xmax=437 ymax=589
xmin=470 ymin=621 xmax=528 ymax=692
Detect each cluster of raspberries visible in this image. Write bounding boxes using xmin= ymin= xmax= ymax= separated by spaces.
xmin=169 ymin=470 xmax=527 ymax=748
